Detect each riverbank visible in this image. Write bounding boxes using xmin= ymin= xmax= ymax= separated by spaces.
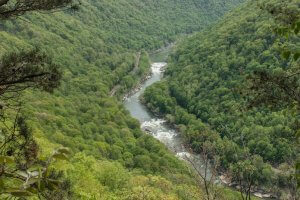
xmin=122 ymin=71 xmax=152 ymax=102
xmin=128 ymin=64 xmax=277 ymax=200
xmin=123 ymin=43 xmax=276 ymax=199
xmin=122 ymin=45 xmax=171 ymax=101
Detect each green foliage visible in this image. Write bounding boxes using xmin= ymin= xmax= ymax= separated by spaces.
xmin=230 ymin=155 xmax=272 ymax=199
xmin=0 ymin=0 xmax=245 ymax=172
xmin=66 ymin=152 xmax=205 ymax=200
xmin=0 ymin=0 xmax=247 ymax=198
xmin=0 ymin=0 xmax=234 ymax=171
xmin=0 ymin=48 xmax=62 ymax=96
xmin=0 ymin=111 xmax=71 ymax=200
xmin=143 ymin=0 xmax=299 ymax=197
xmin=0 ymin=135 xmax=72 ymax=198
xmin=0 ymin=0 xmax=77 ymax=19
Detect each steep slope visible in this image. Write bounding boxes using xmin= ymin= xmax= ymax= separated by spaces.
xmin=143 ymin=0 xmax=299 ymax=197
xmin=0 ymin=0 xmax=245 ymax=199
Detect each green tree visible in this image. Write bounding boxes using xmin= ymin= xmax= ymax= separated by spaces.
xmin=230 ymin=155 xmax=272 ymax=200
xmin=0 ymin=0 xmax=78 ymax=19
xmin=248 ymin=0 xmax=300 ymax=189
xmin=0 ymin=0 xmax=76 ymax=198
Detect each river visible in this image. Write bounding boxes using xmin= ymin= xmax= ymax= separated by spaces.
xmin=123 ymin=60 xmax=210 ymax=178
xmin=124 ymin=45 xmax=278 ymax=198
xmin=123 ymin=50 xmax=271 ymax=199
xmin=123 ymin=62 xmax=190 ymax=157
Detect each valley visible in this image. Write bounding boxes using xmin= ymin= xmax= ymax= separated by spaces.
xmin=0 ymin=0 xmax=298 ymax=199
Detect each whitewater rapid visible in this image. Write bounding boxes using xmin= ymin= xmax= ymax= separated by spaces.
xmin=123 ymin=63 xmax=205 ymax=163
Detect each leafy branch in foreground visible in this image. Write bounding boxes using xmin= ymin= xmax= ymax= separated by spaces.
xmin=0 ymin=48 xmax=62 ymax=93
xmin=0 ymin=115 xmax=72 ymax=198
xmin=0 ymin=47 xmax=69 ymax=198
xmin=0 ymin=0 xmax=77 ymax=199
xmin=0 ymin=0 xmax=80 ymax=19
xmin=0 ymin=48 xmax=62 ymax=111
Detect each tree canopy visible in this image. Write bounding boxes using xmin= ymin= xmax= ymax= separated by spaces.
xmin=0 ymin=0 xmax=78 ymax=19
xmin=0 ymin=0 xmax=247 ymax=199
xmin=143 ymin=0 xmax=299 ymax=198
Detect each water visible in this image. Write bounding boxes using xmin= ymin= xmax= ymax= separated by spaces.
xmin=123 ymin=62 xmax=165 ymax=122
xmin=123 ymin=63 xmax=186 ymax=153
xmin=123 ymin=62 xmax=211 ymax=178
xmin=123 ymin=53 xmax=270 ymax=199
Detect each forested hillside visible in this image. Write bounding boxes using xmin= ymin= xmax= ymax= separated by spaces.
xmin=143 ymin=0 xmax=299 ymax=198
xmin=0 ymin=0 xmax=246 ymax=199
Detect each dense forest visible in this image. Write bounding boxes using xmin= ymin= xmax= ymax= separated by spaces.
xmin=0 ymin=0 xmax=250 ymax=199
xmin=143 ymin=0 xmax=299 ymax=199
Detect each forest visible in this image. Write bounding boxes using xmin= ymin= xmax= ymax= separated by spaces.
xmin=143 ymin=0 xmax=299 ymax=199
xmin=0 ymin=0 xmax=251 ymax=199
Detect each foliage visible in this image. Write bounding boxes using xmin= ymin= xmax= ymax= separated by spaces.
xmin=0 ymin=0 xmax=246 ymax=199
xmin=0 ymin=116 xmax=72 ymax=198
xmin=230 ymin=155 xmax=272 ymax=200
xmin=0 ymin=0 xmax=79 ymax=19
xmin=143 ymin=0 xmax=299 ymax=198
xmin=0 ymin=0 xmax=245 ymax=174
xmin=246 ymin=0 xmax=300 ymax=109
xmin=0 ymin=48 xmax=62 ymax=98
